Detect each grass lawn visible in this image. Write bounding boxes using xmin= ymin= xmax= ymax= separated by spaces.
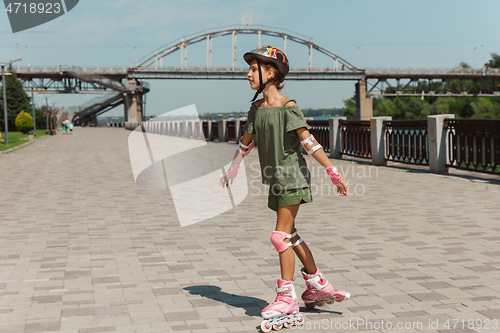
xmin=0 ymin=129 xmax=50 ymax=152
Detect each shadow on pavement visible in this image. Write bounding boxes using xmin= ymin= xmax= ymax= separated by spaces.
xmin=184 ymin=285 xmax=267 ymax=317
xmin=184 ymin=285 xmax=344 ymax=318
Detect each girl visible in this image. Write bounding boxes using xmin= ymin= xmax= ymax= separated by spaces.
xmin=220 ymin=46 xmax=350 ymax=332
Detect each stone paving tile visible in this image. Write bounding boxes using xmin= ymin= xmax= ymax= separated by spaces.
xmin=0 ymin=127 xmax=500 ymax=332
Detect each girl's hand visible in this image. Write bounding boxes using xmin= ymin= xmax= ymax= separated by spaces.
xmin=336 ymin=178 xmax=349 ymax=196
xmin=326 ymin=166 xmax=348 ymax=196
xmin=219 ymin=165 xmax=239 ymax=188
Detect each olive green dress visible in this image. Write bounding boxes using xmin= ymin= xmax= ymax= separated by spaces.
xmin=242 ymin=100 xmax=313 ymax=211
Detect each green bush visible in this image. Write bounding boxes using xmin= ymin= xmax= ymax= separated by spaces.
xmin=15 ymin=110 xmax=34 ymax=134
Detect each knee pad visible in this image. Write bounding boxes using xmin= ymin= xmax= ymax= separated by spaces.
xmin=270 ymin=229 xmax=303 ymax=252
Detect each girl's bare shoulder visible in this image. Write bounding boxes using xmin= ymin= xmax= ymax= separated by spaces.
xmin=280 ymin=97 xmax=296 ymax=107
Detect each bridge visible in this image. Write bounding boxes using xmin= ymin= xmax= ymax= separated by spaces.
xmin=13 ymin=25 xmax=500 ymax=124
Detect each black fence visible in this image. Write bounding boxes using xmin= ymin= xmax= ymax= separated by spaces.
xmin=227 ymin=121 xmax=237 ymax=142
xmin=384 ymin=120 xmax=429 ymax=165
xmin=307 ymin=120 xmax=330 ymax=153
xmin=339 ymin=120 xmax=371 ymax=158
xmin=211 ymin=121 xmax=219 ymax=141
xmin=445 ymin=119 xmax=500 ymax=174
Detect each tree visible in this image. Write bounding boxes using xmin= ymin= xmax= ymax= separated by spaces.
xmin=0 ymin=67 xmax=31 ymax=131
xmin=34 ymin=107 xmax=48 ymax=130
xmin=343 ymin=96 xmax=356 ymax=119
xmin=15 ymin=110 xmax=33 ymax=134
xmin=470 ymin=98 xmax=500 ymax=118
xmin=343 ymin=53 xmax=500 ymax=119
xmin=42 ymin=105 xmax=59 ymax=134
xmin=486 ymin=53 xmax=500 ymax=68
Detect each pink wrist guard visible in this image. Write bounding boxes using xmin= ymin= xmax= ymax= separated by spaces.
xmin=226 ymin=165 xmax=240 ymax=178
xmin=326 ymin=166 xmax=344 ymax=186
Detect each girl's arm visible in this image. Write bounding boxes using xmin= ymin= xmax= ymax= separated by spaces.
xmin=219 ymin=131 xmax=256 ymax=188
xmin=295 ymin=127 xmax=349 ymax=196
xmin=240 ymin=132 xmax=255 ymax=149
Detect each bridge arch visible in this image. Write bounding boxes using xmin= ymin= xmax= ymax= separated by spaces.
xmin=137 ymin=25 xmax=359 ymax=73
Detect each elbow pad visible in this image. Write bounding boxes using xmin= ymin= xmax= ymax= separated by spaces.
xmin=238 ymin=138 xmax=254 ymax=156
xmin=301 ymin=135 xmax=323 ymax=156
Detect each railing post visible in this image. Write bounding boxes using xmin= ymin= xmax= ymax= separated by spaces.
xmin=428 ymin=114 xmax=454 ymax=174
xmin=370 ymin=116 xmax=392 ymax=166
xmin=329 ymin=117 xmax=346 ymax=159
xmin=218 ymin=119 xmax=228 ymax=142
xmin=234 ymin=119 xmax=241 ymax=144
xmin=206 ymin=120 xmax=213 ymax=141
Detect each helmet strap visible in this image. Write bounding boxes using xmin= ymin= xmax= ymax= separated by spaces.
xmin=250 ymin=59 xmax=277 ymax=102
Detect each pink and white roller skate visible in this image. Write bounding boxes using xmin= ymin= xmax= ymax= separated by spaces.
xmin=301 ymin=268 xmax=350 ymax=309
xmin=261 ymin=279 xmax=304 ymax=332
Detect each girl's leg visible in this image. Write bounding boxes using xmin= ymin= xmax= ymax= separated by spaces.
xmin=275 ymin=204 xmax=300 ymax=281
xmin=291 ymin=232 xmax=317 ymax=275
xmin=275 ymin=204 xmax=318 ymax=278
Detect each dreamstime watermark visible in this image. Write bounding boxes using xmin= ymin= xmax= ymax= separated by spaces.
xmin=4 ymin=0 xmax=79 ymax=33
xmin=128 ymin=105 xmax=248 ymax=227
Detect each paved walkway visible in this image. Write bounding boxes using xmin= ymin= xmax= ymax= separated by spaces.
xmin=0 ymin=127 xmax=499 ymax=333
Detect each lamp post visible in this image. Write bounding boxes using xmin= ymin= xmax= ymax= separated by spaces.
xmin=31 ymin=88 xmax=36 ymax=138
xmin=45 ymin=97 xmax=49 ymax=131
xmin=1 ymin=58 xmax=22 ymax=146
xmin=474 ymin=47 xmax=476 ymax=70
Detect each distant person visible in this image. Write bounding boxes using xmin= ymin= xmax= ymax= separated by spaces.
xmin=64 ymin=119 xmax=71 ymax=134
xmin=0 ymin=131 xmax=3 ymax=142
xmin=69 ymin=121 xmax=74 ymax=134
xmin=62 ymin=118 xmax=68 ymax=134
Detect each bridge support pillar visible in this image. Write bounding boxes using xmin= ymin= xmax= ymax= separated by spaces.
xmin=124 ymin=80 xmax=145 ymax=123
xmin=356 ymin=80 xmax=373 ymax=120
xmin=125 ymin=93 xmax=144 ymax=123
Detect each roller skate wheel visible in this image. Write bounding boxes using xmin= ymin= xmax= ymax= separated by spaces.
xmin=305 ymin=303 xmax=315 ymax=309
xmin=327 ymin=300 xmax=334 ymax=305
xmin=272 ymin=323 xmax=283 ymax=330
xmin=261 ymin=320 xmax=272 ymax=333
xmin=295 ymin=314 xmax=304 ymax=325
xmin=284 ymin=322 xmax=292 ymax=328
xmin=317 ymin=302 xmax=325 ymax=307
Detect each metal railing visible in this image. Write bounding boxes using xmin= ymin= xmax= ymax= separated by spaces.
xmin=15 ymin=66 xmax=129 ymax=73
xmin=211 ymin=121 xmax=219 ymax=141
xmin=445 ymin=119 xmax=500 ymax=174
xmin=339 ymin=120 xmax=371 ymax=158
xmin=365 ymin=68 xmax=500 ymax=75
xmin=226 ymin=121 xmax=237 ymax=142
xmin=385 ymin=120 xmax=428 ymax=165
xmin=307 ymin=120 xmax=330 ymax=153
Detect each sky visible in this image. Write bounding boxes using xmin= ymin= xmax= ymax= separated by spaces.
xmin=1 ymin=0 xmax=499 ymax=117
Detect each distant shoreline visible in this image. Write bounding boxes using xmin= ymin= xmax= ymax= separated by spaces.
xmin=97 ymin=109 xmax=344 ymax=125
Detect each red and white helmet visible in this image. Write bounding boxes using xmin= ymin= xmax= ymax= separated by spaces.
xmin=244 ymin=45 xmax=289 ymax=77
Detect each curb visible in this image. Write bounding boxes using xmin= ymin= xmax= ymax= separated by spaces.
xmin=0 ymin=135 xmax=49 ymax=154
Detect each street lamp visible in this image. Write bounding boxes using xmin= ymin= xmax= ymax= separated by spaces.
xmin=474 ymin=46 xmax=476 ymax=70
xmin=135 ymin=46 xmax=137 ymax=67
xmin=26 ymin=45 xmax=30 ymax=69
xmin=1 ymin=58 xmax=22 ymax=146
